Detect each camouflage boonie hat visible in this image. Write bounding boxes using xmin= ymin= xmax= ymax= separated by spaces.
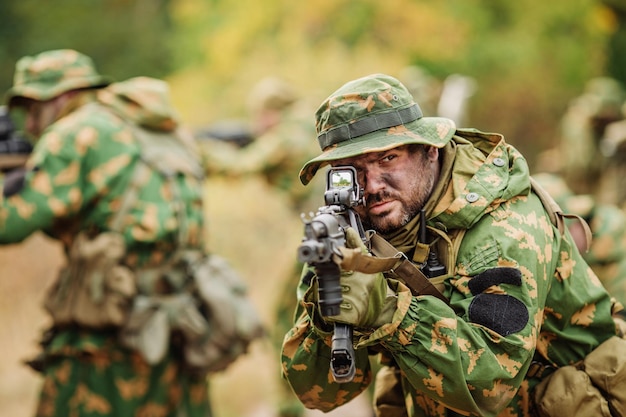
xmin=5 ymin=49 xmax=111 ymax=106
xmin=299 ymin=73 xmax=456 ymax=185
xmin=247 ymin=76 xmax=297 ymax=113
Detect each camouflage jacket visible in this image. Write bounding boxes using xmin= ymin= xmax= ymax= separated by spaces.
xmin=584 ymin=203 xmax=626 ymax=310
xmin=532 ymin=172 xmax=626 ymax=315
xmin=281 ymin=129 xmax=619 ymax=417
xmin=203 ymin=102 xmax=320 ymax=210
xmin=0 ymin=77 xmax=206 ymax=351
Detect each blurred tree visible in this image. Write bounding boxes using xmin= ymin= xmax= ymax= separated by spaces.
xmin=0 ymin=0 xmax=616 ymax=172
xmin=601 ymin=0 xmax=626 ymax=86
xmin=167 ymin=0 xmax=610 ymax=169
xmin=0 ymin=0 xmax=175 ymax=95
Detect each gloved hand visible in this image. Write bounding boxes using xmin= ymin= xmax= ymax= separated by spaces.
xmin=322 ymin=227 xmax=397 ymax=329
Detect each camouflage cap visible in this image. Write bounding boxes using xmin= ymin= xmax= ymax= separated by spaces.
xmin=580 ymin=77 xmax=624 ymax=119
xmin=5 ymin=49 xmax=111 ymax=106
xmin=247 ymin=76 xmax=297 ymax=114
xmin=299 ymin=73 xmax=456 ymax=185
xmin=98 ymin=76 xmax=179 ymax=131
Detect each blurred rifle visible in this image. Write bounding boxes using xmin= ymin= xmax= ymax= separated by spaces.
xmin=0 ymin=107 xmax=32 ymax=172
xmin=297 ymin=166 xmax=367 ymax=383
xmin=195 ymin=119 xmax=254 ymax=148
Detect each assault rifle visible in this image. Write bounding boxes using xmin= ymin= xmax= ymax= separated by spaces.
xmin=0 ymin=107 xmax=31 ymax=172
xmin=297 ymin=166 xmax=366 ymax=383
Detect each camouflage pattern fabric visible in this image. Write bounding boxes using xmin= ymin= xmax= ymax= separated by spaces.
xmin=2 ymin=51 xmax=210 ymax=417
xmin=533 ymin=172 xmax=626 ymax=315
xmin=558 ymin=77 xmax=624 ymax=195
xmin=203 ymin=79 xmax=320 ymax=212
xmin=5 ymin=49 xmax=111 ymax=105
xmin=298 ymin=74 xmax=455 ymax=185
xmin=281 ymin=74 xmax=620 ymax=417
xmin=599 ymin=117 xmax=626 ymax=209
xmin=35 ymin=331 xmax=211 ymax=417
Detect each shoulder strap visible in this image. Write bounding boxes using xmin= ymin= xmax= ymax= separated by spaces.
xmin=335 ymin=231 xmax=451 ymax=305
xmin=369 ymin=233 xmax=450 ymax=305
xmin=530 ymin=177 xmax=592 ymax=252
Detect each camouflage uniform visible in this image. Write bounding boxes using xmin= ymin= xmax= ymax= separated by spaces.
xmin=559 ymin=77 xmax=624 ymax=195
xmin=532 ymin=173 xmax=626 ymax=318
xmin=203 ymin=77 xmax=320 ymax=212
xmin=281 ymin=74 xmax=621 ymax=417
xmin=2 ymin=50 xmax=212 ymax=417
xmin=599 ymin=109 xmax=626 ymax=210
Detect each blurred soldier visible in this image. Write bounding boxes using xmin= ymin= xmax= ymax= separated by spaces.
xmin=243 ymin=77 xmax=321 ymax=417
xmin=533 ymin=172 xmax=626 ymax=317
xmin=599 ymin=103 xmax=626 ymax=211
xmin=1 ymin=49 xmax=260 ymax=417
xmin=436 ymin=74 xmax=477 ymax=127
xmin=559 ymin=76 xmax=625 ymax=195
xmin=398 ymin=66 xmax=441 ymax=117
xmin=204 ymin=76 xmax=320 ymax=211
xmin=201 ymin=76 xmax=321 ymax=417
xmin=399 ymin=66 xmax=477 ymax=127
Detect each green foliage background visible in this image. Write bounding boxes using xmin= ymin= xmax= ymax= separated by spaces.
xmin=0 ymin=0 xmax=622 ymax=164
xmin=0 ymin=2 xmax=625 ymax=417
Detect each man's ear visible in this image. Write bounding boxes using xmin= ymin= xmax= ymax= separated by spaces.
xmin=427 ymin=146 xmax=439 ymax=161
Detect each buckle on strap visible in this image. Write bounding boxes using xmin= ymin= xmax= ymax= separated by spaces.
xmin=389 ymin=251 xmax=409 ymax=273
xmin=526 ymin=360 xmax=556 ymax=379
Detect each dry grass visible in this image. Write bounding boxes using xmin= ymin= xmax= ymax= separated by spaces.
xmin=0 ymin=232 xmax=63 ymax=417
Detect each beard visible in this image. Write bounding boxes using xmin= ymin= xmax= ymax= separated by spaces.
xmin=360 ymin=164 xmax=437 ymax=234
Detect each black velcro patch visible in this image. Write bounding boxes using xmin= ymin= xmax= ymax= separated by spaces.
xmin=468 ymin=293 xmax=528 ymax=336
xmin=468 ymin=267 xmax=522 ymax=295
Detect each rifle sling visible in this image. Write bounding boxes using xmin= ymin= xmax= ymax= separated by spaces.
xmin=369 ymin=233 xmax=450 ymax=305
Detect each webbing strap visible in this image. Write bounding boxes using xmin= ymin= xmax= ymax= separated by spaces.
xmin=333 ymin=233 xmax=449 ymax=304
xmin=318 ymin=104 xmax=423 ymax=149
xmin=529 ymin=177 xmax=592 ymax=252
xmin=562 ymin=213 xmax=593 ymax=252
xmin=369 ymin=233 xmax=450 ymax=305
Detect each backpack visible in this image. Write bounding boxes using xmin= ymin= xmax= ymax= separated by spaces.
xmin=45 ymin=116 xmax=264 ymax=374
xmin=118 ymin=124 xmax=265 ymax=374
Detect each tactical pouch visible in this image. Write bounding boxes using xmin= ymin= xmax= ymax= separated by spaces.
xmin=532 ymin=364 xmax=612 ymax=417
xmin=119 ymin=254 xmax=264 ymax=375
xmin=374 ymin=365 xmax=408 ymax=417
xmin=533 ymin=336 xmax=626 ymax=417
xmin=44 ymin=232 xmax=136 ymax=328
xmin=184 ymin=254 xmax=265 ymax=373
xmin=584 ymin=336 xmax=626 ymax=417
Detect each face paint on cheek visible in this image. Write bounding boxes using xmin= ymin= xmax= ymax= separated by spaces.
xmin=380 ymin=172 xmax=400 ymax=189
